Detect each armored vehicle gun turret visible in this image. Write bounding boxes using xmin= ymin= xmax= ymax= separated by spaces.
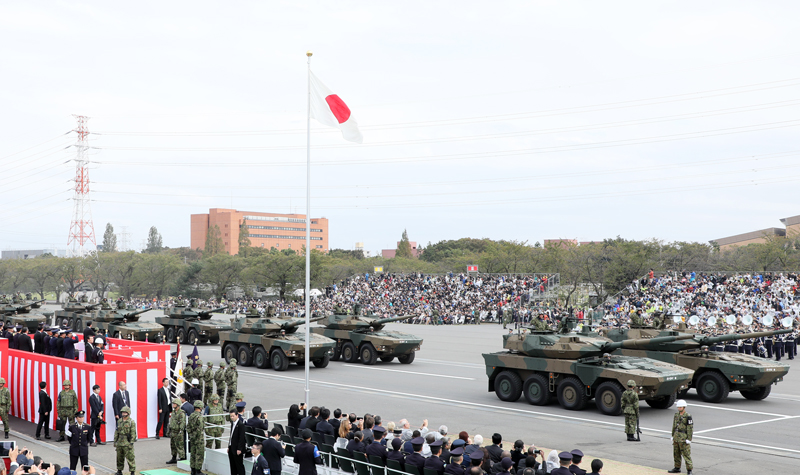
xmin=85 ymin=307 xmax=164 ymax=342
xmin=310 ymin=309 xmax=423 ymax=365
xmin=51 ymin=300 xmax=100 ymax=330
xmin=604 ymin=325 xmax=792 ymax=402
xmin=155 ymin=304 xmax=230 ymax=344
xmin=220 ymin=312 xmax=336 ymax=371
xmin=483 ymin=329 xmax=696 ymax=415
xmin=2 ymin=311 xmax=48 ymax=332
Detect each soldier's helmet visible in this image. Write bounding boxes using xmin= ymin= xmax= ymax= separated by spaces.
xmin=197 ymin=360 xmax=203 ymax=366
xmin=121 ymin=406 xmax=131 ymax=414
xmin=230 ymin=359 xmax=237 ymax=367
xmin=207 ymin=361 xmax=213 ymax=367
xmin=193 ymin=400 xmax=204 ymax=409
xmin=676 ymin=400 xmax=688 ymax=408
xmin=235 ymin=392 xmax=244 ymax=400
xmin=63 ymin=380 xmax=72 ymax=387
xmin=212 ymin=394 xmax=220 ymax=401
xmin=94 ymin=337 xmax=104 ymax=345
xmin=627 ymin=380 xmax=636 ymax=387
xmin=172 ymin=397 xmax=182 ymax=406
xmin=220 ymin=362 xmax=227 ymax=367
xmin=192 ymin=379 xmax=199 ymax=385
xmin=0 ymin=378 xmax=4 ymax=384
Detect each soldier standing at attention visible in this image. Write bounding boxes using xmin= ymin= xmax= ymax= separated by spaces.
xmin=57 ymin=380 xmax=78 ymax=442
xmin=187 ymin=400 xmax=206 ymax=475
xmin=184 ymin=356 xmax=195 ymax=394
xmin=166 ymin=398 xmax=186 ymax=464
xmin=668 ymin=400 xmax=693 ymax=475
xmin=225 ymin=359 xmax=238 ymax=411
xmin=0 ymin=378 xmax=11 ymax=439
xmin=621 ymin=380 xmax=639 ymax=441
xmin=202 ymin=361 xmax=214 ymax=405
xmin=194 ymin=360 xmax=205 ymax=396
xmin=205 ymin=394 xmax=225 ymax=449
xmin=114 ymin=406 xmax=138 ymax=475
xmin=215 ymin=362 xmax=227 ymax=401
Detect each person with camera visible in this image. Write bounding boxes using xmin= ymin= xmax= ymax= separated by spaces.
xmin=246 ymin=406 xmax=270 ymax=439
xmin=67 ymin=410 xmax=91 ymax=471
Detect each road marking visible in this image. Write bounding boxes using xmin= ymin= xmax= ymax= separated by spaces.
xmin=694 ymin=415 xmax=800 ymax=434
xmin=341 ymin=364 xmax=476 ymax=380
xmin=416 ymin=358 xmax=485 ymax=368
xmin=688 ymin=402 xmax=790 ymax=418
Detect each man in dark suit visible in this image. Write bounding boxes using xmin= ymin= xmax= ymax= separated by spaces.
xmin=293 ymin=429 xmax=322 ymax=475
xmin=246 ymin=406 xmax=270 ymax=440
xmin=43 ymin=327 xmax=52 ymax=355
xmin=68 ymin=410 xmax=91 ymax=471
xmin=180 ymin=394 xmax=193 ymax=417
xmin=263 ymin=428 xmax=286 ymax=475
xmin=156 ymin=378 xmax=171 ymax=439
xmin=299 ymin=406 xmax=319 ymax=431
xmin=89 ymin=384 xmax=105 ymax=446
xmin=486 ymin=434 xmax=503 ymax=463
xmin=17 ymin=327 xmax=33 ymax=352
xmin=228 ymin=409 xmax=247 ymax=475
xmin=330 ymin=408 xmax=342 ymax=435
xmin=315 ymin=408 xmax=334 ymax=437
xmin=112 ymin=381 xmax=130 ymax=420
xmin=33 ymin=324 xmax=45 ymax=354
xmin=366 ymin=426 xmax=388 ymax=464
xmin=250 ymin=442 xmax=270 ymax=475
xmin=63 ymin=330 xmax=77 ymax=359
xmin=36 ymin=381 xmax=52 ymax=440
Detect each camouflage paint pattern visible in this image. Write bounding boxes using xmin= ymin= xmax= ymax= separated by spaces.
xmin=86 ymin=308 xmax=165 ymax=342
xmin=155 ymin=304 xmax=230 ymax=345
xmin=3 ymin=313 xmax=47 ymax=332
xmin=309 ymin=312 xmax=422 ymax=362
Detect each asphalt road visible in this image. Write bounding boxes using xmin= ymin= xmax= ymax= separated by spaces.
xmin=27 ymin=308 xmax=800 ymax=474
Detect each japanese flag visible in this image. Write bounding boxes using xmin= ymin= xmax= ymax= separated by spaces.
xmin=310 ymin=71 xmax=363 ymax=143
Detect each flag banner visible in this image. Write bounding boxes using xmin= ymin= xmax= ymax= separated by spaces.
xmin=309 ymin=71 xmax=363 ymax=143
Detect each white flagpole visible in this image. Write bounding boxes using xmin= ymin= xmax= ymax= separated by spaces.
xmin=304 ymin=50 xmax=312 ymax=408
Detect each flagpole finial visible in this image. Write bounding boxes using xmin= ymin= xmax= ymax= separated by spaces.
xmin=306 ymin=51 xmax=313 ymax=57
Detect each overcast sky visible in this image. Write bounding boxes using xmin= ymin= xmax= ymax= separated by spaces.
xmin=2 ymin=1 xmax=800 ymax=254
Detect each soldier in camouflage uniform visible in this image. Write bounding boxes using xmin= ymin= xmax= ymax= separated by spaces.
xmin=0 ymin=378 xmax=11 ymax=438
xmin=502 ymin=306 xmax=511 ymax=329
xmin=214 ymin=362 xmax=227 ymax=401
xmin=114 ymin=406 xmax=137 ymax=475
xmin=621 ymin=380 xmax=639 ymax=441
xmin=194 ymin=360 xmax=205 ymax=395
xmin=224 ymin=359 xmax=238 ymax=410
xmin=166 ymin=397 xmax=186 ymax=464
xmin=187 ymin=400 xmax=206 ymax=475
xmin=202 ymin=361 xmax=215 ymax=405
xmin=205 ymin=394 xmax=225 ymax=449
xmin=57 ymin=380 xmax=77 ymax=442
xmin=184 ymin=356 xmax=195 ymax=394
xmin=531 ymin=316 xmax=550 ymax=332
xmin=668 ymin=400 xmax=693 ymax=475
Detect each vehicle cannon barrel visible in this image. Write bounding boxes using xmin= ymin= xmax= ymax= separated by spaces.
xmin=373 ymin=314 xmax=414 ymax=326
xmin=280 ymin=315 xmax=326 ymax=330
xmin=599 ymin=334 xmax=696 ymax=352
xmin=696 ymin=329 xmax=791 ymax=346
xmin=197 ymin=306 xmax=228 ymax=316
xmin=122 ymin=308 xmax=150 ymax=318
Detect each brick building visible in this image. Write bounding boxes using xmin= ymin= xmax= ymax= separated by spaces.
xmin=711 ymin=213 xmax=800 ymax=250
xmin=190 ymin=208 xmax=329 ymax=255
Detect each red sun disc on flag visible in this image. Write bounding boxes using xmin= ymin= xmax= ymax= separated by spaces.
xmin=325 ymin=94 xmax=351 ymax=124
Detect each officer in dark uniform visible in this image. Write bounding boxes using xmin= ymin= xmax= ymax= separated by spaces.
xmin=365 ymin=426 xmax=388 ymax=464
xmin=787 ymin=332 xmax=796 ymax=360
xmin=93 ymin=338 xmax=105 ymax=364
xmin=743 ymin=338 xmax=753 ymax=355
xmin=405 ymin=437 xmax=427 ymax=472
xmin=569 ymin=449 xmax=586 ymax=475
xmin=387 ymin=438 xmax=406 ymax=467
xmin=445 ymin=447 xmax=465 ymax=475
xmin=424 ymin=439 xmax=445 ymax=475
xmin=55 ymin=330 xmax=65 ymax=357
xmin=765 ymin=335 xmax=773 ymax=358
xmin=775 ymin=336 xmax=784 ymax=361
xmin=34 ymin=324 xmax=45 ymax=354
xmin=68 ymin=410 xmax=91 ymax=471
xmin=551 ymin=452 xmax=573 ymax=475
xmin=43 ymin=326 xmax=52 ymax=355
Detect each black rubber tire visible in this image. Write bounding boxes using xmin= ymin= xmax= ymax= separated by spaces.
xmin=523 ymin=374 xmax=551 ymax=406
xmin=494 ymin=370 xmax=523 ymax=402
xmin=696 ymin=372 xmax=731 ymax=403
xmin=296 ymin=358 xmax=306 ymax=366
xmin=740 ymin=385 xmax=772 ymax=400
xmin=271 ymin=348 xmax=289 ymax=371
xmin=360 ymin=343 xmax=378 ymax=365
xmin=209 ymin=335 xmax=220 ymax=345
xmin=313 ymin=354 xmax=331 ymax=368
xmin=380 ymin=356 xmax=395 ymax=363
xmin=237 ymin=345 xmax=253 ymax=366
xmin=557 ymin=377 xmax=589 ymax=411
xmin=187 ymin=329 xmax=199 ymax=345
xmin=398 ymin=351 xmax=416 ymax=364
xmin=223 ymin=344 xmax=236 ymax=364
xmin=595 ymin=381 xmax=625 ymax=415
xmin=341 ymin=342 xmax=358 ymax=363
xmin=176 ymin=327 xmax=186 ymax=343
xmin=68 ymin=317 xmax=74 ymax=329
xmin=165 ymin=327 xmax=176 ymax=343
xmin=645 ymin=392 xmax=676 ymax=409
xmin=254 ymin=347 xmax=269 ymax=369
xmin=74 ymin=318 xmax=82 ymax=331
xmin=331 ymin=346 xmax=341 ymax=361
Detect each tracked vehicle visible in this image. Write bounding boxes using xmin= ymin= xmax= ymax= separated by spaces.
xmin=156 ymin=304 xmax=230 ymax=344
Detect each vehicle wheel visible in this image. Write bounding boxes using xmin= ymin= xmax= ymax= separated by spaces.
xmin=331 ymin=346 xmax=341 ymax=361
xmin=398 ymin=351 xmax=416 ymax=364
xmin=523 ymin=374 xmax=551 ymax=406
xmin=187 ymin=329 xmax=199 ymax=344
xmin=254 ymin=347 xmax=269 ymax=369
xmin=696 ymin=372 xmax=731 ymax=403
xmin=74 ymin=318 xmax=82 ymax=331
xmin=360 ymin=343 xmax=378 ymax=365
xmin=223 ymin=344 xmax=237 ymax=364
xmin=740 ymin=385 xmax=772 ymax=400
xmin=270 ymin=348 xmax=289 ymax=371
xmin=494 ymin=370 xmax=523 ymax=402
xmin=557 ymin=377 xmax=589 ymax=411
xmin=380 ymin=356 xmax=395 ymax=363
xmin=165 ymin=327 xmax=176 ymax=343
xmin=341 ymin=342 xmax=358 ymax=363
xmin=68 ymin=317 xmax=74 ymax=328
xmin=237 ymin=345 xmax=253 ymax=366
xmin=209 ymin=335 xmax=220 ymax=345
xmin=313 ymin=354 xmax=330 ymax=368
xmin=176 ymin=327 xmax=186 ymax=343
xmin=646 ymin=392 xmax=676 ymax=409
xmin=594 ymin=381 xmax=624 ymax=415
xmin=296 ymin=358 xmax=306 ymax=366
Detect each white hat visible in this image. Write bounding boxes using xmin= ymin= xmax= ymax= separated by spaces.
xmin=94 ymin=337 xmax=104 ymax=344
xmin=192 ymin=378 xmax=199 ymax=385
xmin=676 ymin=399 xmax=687 ymax=407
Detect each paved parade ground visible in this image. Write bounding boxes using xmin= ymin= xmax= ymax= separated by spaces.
xmin=8 ymin=312 xmax=800 ymax=474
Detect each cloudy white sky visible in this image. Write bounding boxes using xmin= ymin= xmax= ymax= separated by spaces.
xmin=2 ymin=1 xmax=800 ymax=254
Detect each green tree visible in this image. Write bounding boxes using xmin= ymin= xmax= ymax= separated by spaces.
xmin=145 ymin=226 xmax=163 ymax=254
xmin=396 ymin=229 xmax=413 ymax=259
xmin=137 ymin=253 xmax=183 ymax=298
xmin=101 ymin=223 xmax=117 ymax=252
xmin=198 ymin=253 xmax=243 ymax=299
xmin=108 ymin=251 xmax=143 ymax=298
xmin=55 ymin=257 xmax=86 ymax=297
xmin=85 ymin=251 xmax=115 ymax=298
xmin=204 ymin=225 xmax=225 ymax=257
xmin=238 ymin=219 xmax=252 ymax=256
xmin=244 ymin=249 xmax=303 ymax=300
xmin=28 ymin=256 xmax=58 ymax=299
xmin=172 ymin=261 xmax=205 ymax=298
